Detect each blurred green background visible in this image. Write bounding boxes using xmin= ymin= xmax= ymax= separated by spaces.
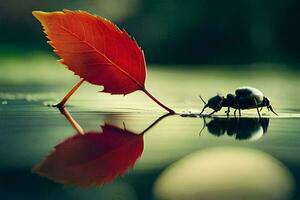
xmin=1 ymin=1 xmax=300 ymax=200
xmin=2 ymin=0 xmax=300 ymax=66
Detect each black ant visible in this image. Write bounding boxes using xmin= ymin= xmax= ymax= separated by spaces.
xmin=199 ymin=86 xmax=278 ymax=117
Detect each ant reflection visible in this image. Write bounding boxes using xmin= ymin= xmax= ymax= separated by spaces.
xmin=33 ymin=108 xmax=172 ymax=187
xmin=200 ymin=117 xmax=270 ymax=141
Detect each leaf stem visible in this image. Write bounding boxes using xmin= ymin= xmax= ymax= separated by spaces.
xmin=140 ymin=113 xmax=174 ymax=134
xmin=53 ymin=78 xmax=85 ymax=108
xmin=142 ymin=88 xmax=175 ymax=114
xmin=59 ymin=107 xmax=84 ymax=134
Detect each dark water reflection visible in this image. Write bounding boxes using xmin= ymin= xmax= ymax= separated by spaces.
xmin=200 ymin=117 xmax=269 ymax=141
xmin=1 ymin=103 xmax=299 ymax=200
xmin=34 ymin=109 xmax=273 ymax=187
xmin=31 ymin=108 xmax=297 ymax=200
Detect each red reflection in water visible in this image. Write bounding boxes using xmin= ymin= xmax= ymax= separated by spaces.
xmin=33 ymin=107 xmax=172 ymax=186
xmin=34 ymin=124 xmax=143 ymax=187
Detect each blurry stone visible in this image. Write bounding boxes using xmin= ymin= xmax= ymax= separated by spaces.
xmin=154 ymin=147 xmax=295 ymax=200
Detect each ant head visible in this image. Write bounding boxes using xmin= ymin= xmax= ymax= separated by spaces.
xmin=199 ymin=94 xmax=225 ymax=115
xmin=263 ymin=96 xmax=271 ymax=106
xmin=207 ymin=94 xmax=225 ymax=111
xmin=263 ymin=96 xmax=278 ymax=116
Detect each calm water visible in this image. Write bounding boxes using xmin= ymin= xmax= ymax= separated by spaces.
xmin=1 ymin=56 xmax=300 ymax=200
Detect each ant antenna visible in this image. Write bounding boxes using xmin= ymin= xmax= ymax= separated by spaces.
xmin=122 ymin=121 xmax=127 ymax=130
xmin=199 ymin=95 xmax=207 ymax=105
xmin=199 ymin=117 xmax=207 ymax=135
xmin=268 ymin=105 xmax=278 ymax=116
xmin=199 ymin=95 xmax=208 ymax=115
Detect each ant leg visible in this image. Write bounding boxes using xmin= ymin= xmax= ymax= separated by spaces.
xmin=200 ymin=105 xmax=208 ymax=115
xmin=236 ymin=101 xmax=241 ymax=117
xmin=256 ymin=107 xmax=261 ymax=118
xmin=226 ymin=107 xmax=230 ymax=117
xmin=234 ymin=109 xmax=237 ymax=117
xmin=260 ymin=107 xmax=264 ymax=112
xmin=208 ymin=110 xmax=217 ymax=116
xmin=254 ymin=99 xmax=261 ymax=118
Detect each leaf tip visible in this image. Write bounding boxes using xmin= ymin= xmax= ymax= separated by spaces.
xmin=32 ymin=11 xmax=48 ymax=21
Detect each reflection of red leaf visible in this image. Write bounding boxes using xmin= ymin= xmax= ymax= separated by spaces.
xmin=33 ymin=124 xmax=144 ymax=187
xmin=32 ymin=10 xmax=145 ymax=94
xmin=32 ymin=10 xmax=174 ymax=113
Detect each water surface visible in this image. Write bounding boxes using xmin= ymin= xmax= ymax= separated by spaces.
xmin=1 ymin=56 xmax=300 ymax=199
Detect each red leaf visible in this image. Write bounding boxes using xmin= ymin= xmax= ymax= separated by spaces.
xmin=33 ymin=124 xmax=144 ymax=187
xmin=32 ymin=10 xmax=145 ymax=94
xmin=32 ymin=10 xmax=174 ymax=113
